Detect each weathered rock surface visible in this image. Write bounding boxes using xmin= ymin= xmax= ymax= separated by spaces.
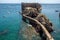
xmin=18 ymin=21 xmax=41 ymax=40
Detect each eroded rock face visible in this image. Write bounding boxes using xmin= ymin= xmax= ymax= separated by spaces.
xmin=19 ymin=21 xmax=41 ymax=40
xmin=21 ymin=3 xmax=42 ymax=12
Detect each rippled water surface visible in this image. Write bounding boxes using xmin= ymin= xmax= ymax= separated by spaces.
xmin=0 ymin=4 xmax=60 ymax=40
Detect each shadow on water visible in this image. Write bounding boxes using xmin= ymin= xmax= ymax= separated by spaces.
xmin=0 ymin=29 xmax=9 ymax=35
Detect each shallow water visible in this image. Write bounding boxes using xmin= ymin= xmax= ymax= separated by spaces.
xmin=0 ymin=4 xmax=60 ymax=40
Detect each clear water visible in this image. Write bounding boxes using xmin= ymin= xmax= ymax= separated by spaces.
xmin=0 ymin=4 xmax=60 ymax=40
xmin=42 ymin=4 xmax=60 ymax=40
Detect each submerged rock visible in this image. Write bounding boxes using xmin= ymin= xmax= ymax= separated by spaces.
xmin=18 ymin=22 xmax=41 ymax=40
xmin=3 ymin=15 xmax=6 ymax=18
xmin=59 ymin=13 xmax=60 ymax=18
xmin=0 ymin=29 xmax=8 ymax=35
xmin=55 ymin=10 xmax=59 ymax=12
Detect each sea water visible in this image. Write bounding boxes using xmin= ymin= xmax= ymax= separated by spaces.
xmin=0 ymin=4 xmax=60 ymax=40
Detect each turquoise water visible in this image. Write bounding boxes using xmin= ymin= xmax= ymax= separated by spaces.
xmin=42 ymin=4 xmax=60 ymax=40
xmin=0 ymin=4 xmax=60 ymax=40
xmin=0 ymin=4 xmax=22 ymax=40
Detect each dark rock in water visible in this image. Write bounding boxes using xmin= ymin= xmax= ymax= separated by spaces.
xmin=59 ymin=13 xmax=60 ymax=17
xmin=0 ymin=30 xmax=8 ymax=35
xmin=3 ymin=15 xmax=6 ymax=18
xmin=55 ymin=10 xmax=59 ymax=12
xmin=21 ymin=3 xmax=53 ymax=40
